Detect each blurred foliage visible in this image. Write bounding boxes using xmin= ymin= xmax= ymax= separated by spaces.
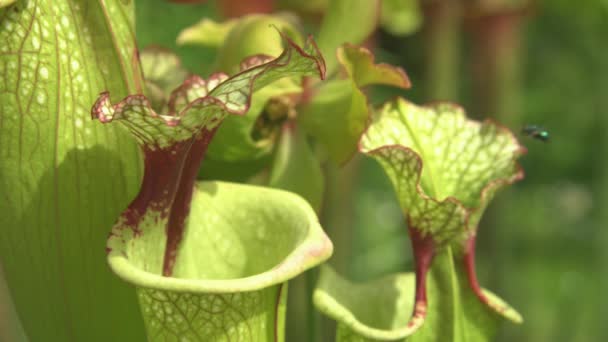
xmin=136 ymin=0 xmax=218 ymax=76
xmin=350 ymin=2 xmax=608 ymax=342
xmin=137 ymin=0 xmax=608 ymax=341
xmin=1 ymin=0 xmax=603 ymax=340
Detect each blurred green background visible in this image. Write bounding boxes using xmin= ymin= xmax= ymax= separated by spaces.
xmin=2 ymin=0 xmax=607 ymax=341
xmin=135 ymin=1 xmax=608 ymax=341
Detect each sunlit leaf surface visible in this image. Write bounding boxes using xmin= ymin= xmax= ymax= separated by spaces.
xmin=316 ymin=97 xmax=525 ymax=340
xmin=0 ymin=1 xmax=146 ymax=340
xmin=95 ymin=36 xmax=331 ymax=340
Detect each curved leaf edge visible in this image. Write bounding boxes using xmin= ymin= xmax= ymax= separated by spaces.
xmin=337 ymin=43 xmax=412 ymax=89
xmin=108 ymin=181 xmax=334 ymax=294
xmin=314 ymin=265 xmax=521 ymax=341
xmin=359 ymin=97 xmax=526 ymax=237
xmin=91 ymin=32 xmax=326 ymax=128
xmin=305 ymin=44 xmax=411 ymax=165
xmin=313 ymin=265 xmax=421 ymax=340
xmin=358 ymin=97 xmax=526 ymax=322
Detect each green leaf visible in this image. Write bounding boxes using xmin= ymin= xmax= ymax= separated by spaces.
xmin=0 ymin=1 xmax=147 ymax=340
xmin=269 ymin=123 xmax=325 ymax=212
xmin=178 ymin=16 xmax=328 ymax=164
xmin=357 ymin=97 xmax=524 ymax=337
xmin=140 ymin=47 xmax=189 ymax=111
xmin=136 ymin=0 xmax=218 ymax=77
xmin=94 ymin=35 xmax=332 ymax=341
xmin=204 ymin=33 xmax=324 ymax=162
xmin=177 ymin=17 xmax=238 ymax=47
xmin=316 ymin=0 xmax=380 ymax=75
xmin=109 ymin=181 xmax=333 ymax=341
xmin=314 ymin=265 xmax=418 ymax=341
xmin=177 ymin=22 xmax=326 ymax=162
xmin=179 ymin=14 xmax=303 ymax=75
xmin=360 ymin=98 xmax=524 ymax=245
xmin=407 ymin=249 xmax=520 ymax=342
xmin=198 ymin=156 xmax=273 ymax=183
xmin=206 ymin=78 xmax=302 ymax=162
xmin=380 ymin=0 xmax=423 ymax=36
xmin=94 ymin=34 xmax=325 ymax=149
xmin=93 ymin=31 xmax=327 ymax=278
xmin=0 ymin=0 xmax=16 ymax=8
xmin=299 ymin=79 xmax=367 ymax=164
xmin=314 ymin=250 xmax=520 ymax=342
xmin=299 ymin=45 xmax=409 ymax=164
xmin=337 ymin=44 xmax=411 ymax=89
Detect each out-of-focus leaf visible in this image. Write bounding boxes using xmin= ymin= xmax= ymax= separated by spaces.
xmin=338 ymin=44 xmax=411 ymax=88
xmin=316 ymin=0 xmax=380 ymax=75
xmin=202 ymin=34 xmax=324 ymax=163
xmin=206 ymin=78 xmax=302 ymax=162
xmin=314 ymin=265 xmax=418 ymax=341
xmin=177 ymin=20 xmax=325 ymax=165
xmin=270 ymin=123 xmax=325 ymax=212
xmin=179 ymin=14 xmax=302 ymax=74
xmin=177 ymin=17 xmax=238 ymax=47
xmin=299 ymin=80 xmax=367 ymax=164
xmin=137 ymin=0 xmax=217 ymax=77
xmin=380 ymin=0 xmax=423 ymax=36
xmin=0 ymin=0 xmax=16 ymax=8
xmin=299 ymin=45 xmax=409 ymax=164
xmin=140 ymin=47 xmax=189 ymax=111
xmin=198 ymin=155 xmax=272 ymax=182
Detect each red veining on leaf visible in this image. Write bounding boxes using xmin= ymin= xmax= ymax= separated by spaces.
xmin=338 ymin=44 xmax=411 ymax=89
xmin=95 ymin=32 xmax=326 ymax=278
xmin=463 ymin=235 xmax=509 ymax=314
xmin=360 ymin=99 xmax=526 ymax=324
xmin=240 ymin=54 xmax=275 ymax=71
xmin=162 ymin=127 xmax=218 ymax=276
xmin=407 ymin=224 xmax=435 ymax=328
xmin=359 ymin=99 xmax=526 ymax=242
xmin=93 ymin=33 xmax=325 ymax=128
xmin=125 ymin=141 xmax=192 ymax=226
xmin=300 ymin=35 xmax=326 ymax=80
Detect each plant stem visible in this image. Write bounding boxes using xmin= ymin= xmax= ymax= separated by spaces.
xmin=318 ymin=156 xmax=361 ymax=341
xmin=0 ymin=264 xmax=27 ymax=342
xmin=423 ymin=0 xmax=462 ymax=101
xmin=469 ymin=8 xmax=526 ymax=124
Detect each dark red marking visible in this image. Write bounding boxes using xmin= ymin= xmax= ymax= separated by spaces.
xmin=408 ymin=223 xmax=436 ymax=322
xmin=121 ymin=140 xmax=192 ymax=228
xmin=463 ymin=235 xmax=506 ymax=312
xmin=162 ymin=127 xmax=219 ymax=276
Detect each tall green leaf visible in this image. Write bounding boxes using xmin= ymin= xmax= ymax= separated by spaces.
xmin=93 ymin=35 xmax=330 ymax=341
xmin=330 ymin=97 xmax=526 ymax=340
xmin=0 ymin=0 xmax=146 ymax=340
